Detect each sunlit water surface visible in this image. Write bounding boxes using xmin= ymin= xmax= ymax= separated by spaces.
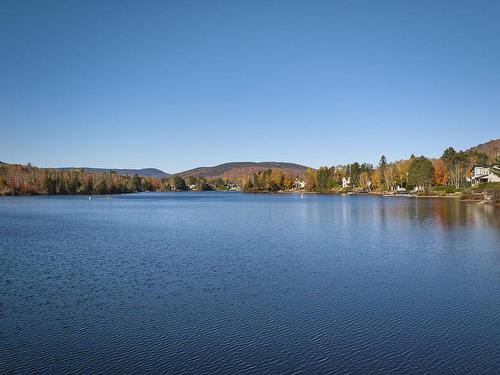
xmin=1 ymin=193 xmax=499 ymax=374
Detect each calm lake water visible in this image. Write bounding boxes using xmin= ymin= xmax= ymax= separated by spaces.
xmin=1 ymin=192 xmax=499 ymax=374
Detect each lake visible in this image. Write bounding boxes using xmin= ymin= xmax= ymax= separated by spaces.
xmin=1 ymin=192 xmax=499 ymax=374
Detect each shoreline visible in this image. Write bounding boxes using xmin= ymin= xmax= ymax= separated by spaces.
xmin=3 ymin=189 xmax=498 ymax=206
xmin=245 ymin=189 xmax=500 ymax=206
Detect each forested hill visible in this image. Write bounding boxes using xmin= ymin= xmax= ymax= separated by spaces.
xmin=467 ymin=139 xmax=500 ymax=162
xmin=56 ymin=167 xmax=169 ymax=178
xmin=178 ymin=162 xmax=309 ymax=179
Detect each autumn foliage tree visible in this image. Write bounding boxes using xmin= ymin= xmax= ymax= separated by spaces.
xmin=243 ymin=169 xmax=298 ymax=192
xmin=432 ymin=159 xmax=448 ymax=185
xmin=0 ymin=163 xmax=170 ymax=196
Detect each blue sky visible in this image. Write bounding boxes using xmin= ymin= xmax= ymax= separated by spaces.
xmin=1 ymin=0 xmax=499 ymax=172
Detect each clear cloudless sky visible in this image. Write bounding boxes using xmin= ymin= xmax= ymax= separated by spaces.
xmin=1 ymin=0 xmax=499 ymax=172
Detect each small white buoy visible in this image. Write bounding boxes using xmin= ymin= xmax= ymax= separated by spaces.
xmin=88 ymin=196 xmax=91 ymax=200
xmin=300 ymin=193 xmax=304 ymax=199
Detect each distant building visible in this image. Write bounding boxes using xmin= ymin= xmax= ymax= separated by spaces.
xmin=411 ymin=186 xmax=424 ymax=193
xmin=293 ymin=179 xmax=306 ymax=189
xmin=470 ymin=166 xmax=500 ymax=184
xmin=225 ymin=182 xmax=239 ymax=191
xmin=342 ymin=177 xmax=350 ymax=189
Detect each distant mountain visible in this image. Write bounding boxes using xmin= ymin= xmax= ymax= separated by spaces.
xmin=57 ymin=167 xmax=169 ymax=178
xmin=177 ymin=162 xmax=309 ymax=179
xmin=468 ymin=138 xmax=500 ymax=162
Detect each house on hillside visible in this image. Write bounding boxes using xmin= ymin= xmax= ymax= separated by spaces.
xmin=470 ymin=166 xmax=500 ymax=184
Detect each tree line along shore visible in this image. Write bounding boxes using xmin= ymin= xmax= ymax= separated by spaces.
xmin=0 ymin=166 xmax=227 ymax=196
xmin=1 ymin=145 xmax=499 ymax=204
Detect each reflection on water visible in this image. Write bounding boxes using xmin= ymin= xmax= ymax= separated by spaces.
xmin=302 ymin=194 xmax=499 ymax=229
xmin=1 ymin=193 xmax=499 ymax=374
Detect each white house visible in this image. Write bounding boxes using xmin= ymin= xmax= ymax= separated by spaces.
xmin=470 ymin=166 xmax=500 ymax=184
xmin=225 ymin=182 xmax=240 ymax=191
xmin=293 ymin=179 xmax=306 ymax=189
xmin=342 ymin=177 xmax=350 ymax=189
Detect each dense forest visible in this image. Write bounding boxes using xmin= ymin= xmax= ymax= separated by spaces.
xmin=0 ymin=163 xmax=232 ymax=196
xmin=1 ymin=144 xmax=499 ymax=196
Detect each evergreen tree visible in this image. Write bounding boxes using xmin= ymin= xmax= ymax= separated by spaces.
xmin=213 ymin=178 xmax=226 ymax=190
xmin=172 ymin=175 xmax=187 ymax=191
xmin=67 ymin=174 xmax=81 ymax=194
xmin=84 ymin=177 xmax=94 ymax=194
xmin=43 ymin=174 xmax=57 ymax=194
xmin=243 ymin=178 xmax=254 ymax=191
xmin=316 ymin=167 xmax=335 ymax=192
xmin=95 ymin=178 xmax=109 ymax=194
xmin=130 ymin=174 xmax=142 ymax=192
xmin=56 ymin=174 xmax=68 ymax=194
xmin=378 ymin=155 xmax=387 ymax=189
xmin=408 ymin=156 xmax=434 ymax=191
xmin=195 ymin=177 xmax=212 ymax=191
xmin=142 ymin=179 xmax=153 ymax=191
